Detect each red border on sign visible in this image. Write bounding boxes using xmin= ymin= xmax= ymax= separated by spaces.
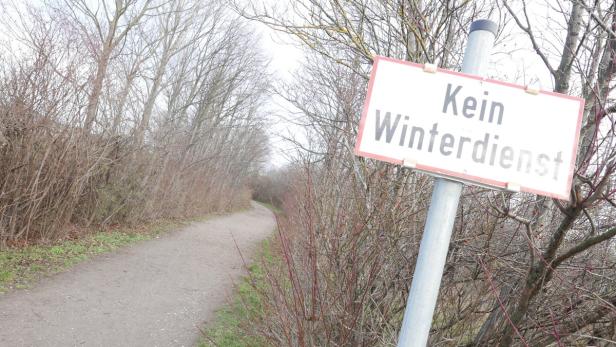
xmin=354 ymin=55 xmax=586 ymax=201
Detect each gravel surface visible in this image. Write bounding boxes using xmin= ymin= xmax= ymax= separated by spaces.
xmin=0 ymin=202 xmax=275 ymax=347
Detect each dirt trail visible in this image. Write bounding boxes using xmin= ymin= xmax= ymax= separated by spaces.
xmin=0 ymin=202 xmax=275 ymax=347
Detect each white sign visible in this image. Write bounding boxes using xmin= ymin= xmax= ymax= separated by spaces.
xmin=355 ymin=56 xmax=584 ymax=200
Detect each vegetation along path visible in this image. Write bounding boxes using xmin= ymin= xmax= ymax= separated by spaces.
xmin=0 ymin=203 xmax=275 ymax=347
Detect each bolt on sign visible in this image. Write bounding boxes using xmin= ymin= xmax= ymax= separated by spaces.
xmin=355 ymin=56 xmax=585 ymax=200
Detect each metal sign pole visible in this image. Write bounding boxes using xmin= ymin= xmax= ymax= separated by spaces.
xmin=396 ymin=20 xmax=497 ymax=347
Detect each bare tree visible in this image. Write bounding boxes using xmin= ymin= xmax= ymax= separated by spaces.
xmin=0 ymin=0 xmax=271 ymax=246
xmin=240 ymin=0 xmax=616 ymax=345
xmin=49 ymin=0 xmax=161 ymax=132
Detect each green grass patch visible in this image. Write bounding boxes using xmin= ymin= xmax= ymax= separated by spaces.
xmin=0 ymin=220 xmax=182 ymax=294
xmin=199 ymin=239 xmax=275 ymax=347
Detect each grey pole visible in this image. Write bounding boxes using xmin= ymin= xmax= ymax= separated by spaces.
xmin=396 ymin=19 xmax=497 ymax=347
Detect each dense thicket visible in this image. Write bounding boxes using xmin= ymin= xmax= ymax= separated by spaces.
xmin=0 ymin=0 xmax=269 ymax=246
xmin=244 ymin=0 xmax=616 ymax=345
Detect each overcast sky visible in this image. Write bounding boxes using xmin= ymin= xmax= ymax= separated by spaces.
xmin=248 ymin=19 xmax=305 ymax=168
xmin=0 ymin=0 xmax=569 ymax=169
xmin=252 ymin=1 xmax=566 ymax=169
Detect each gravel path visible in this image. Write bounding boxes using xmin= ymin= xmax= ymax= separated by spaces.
xmin=0 ymin=202 xmax=275 ymax=347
